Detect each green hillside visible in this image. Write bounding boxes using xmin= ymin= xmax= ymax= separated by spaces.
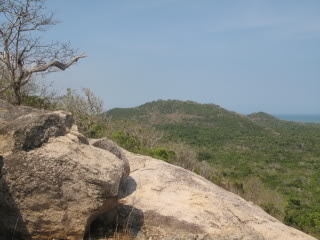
xmin=106 ymin=100 xmax=320 ymax=238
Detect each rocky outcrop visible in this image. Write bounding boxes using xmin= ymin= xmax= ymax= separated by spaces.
xmin=0 ymin=99 xmax=317 ymax=240
xmin=119 ymin=150 xmax=317 ymax=240
xmin=0 ymin=100 xmax=129 ymax=240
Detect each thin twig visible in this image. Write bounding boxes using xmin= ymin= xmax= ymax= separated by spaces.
xmin=12 ymin=218 xmax=19 ymax=240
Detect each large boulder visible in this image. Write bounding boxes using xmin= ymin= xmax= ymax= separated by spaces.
xmin=119 ymin=150 xmax=317 ymax=240
xmin=0 ymin=100 xmax=130 ymax=240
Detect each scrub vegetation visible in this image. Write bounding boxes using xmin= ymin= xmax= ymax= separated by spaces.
xmin=105 ymin=99 xmax=320 ymax=239
xmin=1 ymin=87 xmax=320 ymax=238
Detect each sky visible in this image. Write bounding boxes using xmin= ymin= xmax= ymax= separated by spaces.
xmin=45 ymin=0 xmax=320 ymax=114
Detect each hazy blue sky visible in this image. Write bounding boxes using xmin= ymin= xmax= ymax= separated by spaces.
xmin=46 ymin=0 xmax=320 ymax=114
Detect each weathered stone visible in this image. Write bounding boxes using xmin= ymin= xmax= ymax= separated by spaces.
xmin=90 ymin=138 xmax=130 ymax=176
xmin=0 ymin=101 xmax=130 ymax=240
xmin=0 ymin=110 xmax=74 ymax=152
xmin=119 ymin=150 xmax=317 ymax=240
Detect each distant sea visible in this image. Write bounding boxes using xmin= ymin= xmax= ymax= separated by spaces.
xmin=275 ymin=114 xmax=320 ymax=123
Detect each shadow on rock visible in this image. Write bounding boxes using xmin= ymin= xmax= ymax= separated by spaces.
xmin=0 ymin=156 xmax=31 ymax=240
xmin=85 ymin=177 xmax=143 ymax=239
xmin=119 ymin=176 xmax=137 ymax=199
xmin=84 ymin=204 xmax=144 ymax=239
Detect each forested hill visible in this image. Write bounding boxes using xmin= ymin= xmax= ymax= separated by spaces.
xmin=107 ymin=100 xmax=274 ymax=143
xmin=106 ymin=99 xmax=320 ymax=238
xmin=107 ymin=99 xmax=320 ymax=147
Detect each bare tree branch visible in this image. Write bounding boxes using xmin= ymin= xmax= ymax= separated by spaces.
xmin=30 ymin=54 xmax=86 ymax=73
xmin=0 ymin=0 xmax=85 ymax=105
xmin=0 ymin=82 xmax=13 ymax=93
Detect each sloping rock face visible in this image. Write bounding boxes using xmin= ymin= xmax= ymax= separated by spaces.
xmin=120 ymin=151 xmax=316 ymax=240
xmin=0 ymin=100 xmax=130 ymax=240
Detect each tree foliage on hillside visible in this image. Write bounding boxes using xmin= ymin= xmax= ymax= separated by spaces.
xmin=106 ymin=100 xmax=320 ymax=238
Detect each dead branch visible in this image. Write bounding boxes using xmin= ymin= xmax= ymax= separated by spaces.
xmin=30 ymin=55 xmax=87 ymax=73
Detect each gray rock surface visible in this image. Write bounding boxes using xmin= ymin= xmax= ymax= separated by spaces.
xmin=119 ymin=150 xmax=317 ymax=240
xmin=0 ymin=100 xmax=129 ymax=240
xmin=90 ymin=138 xmax=130 ymax=175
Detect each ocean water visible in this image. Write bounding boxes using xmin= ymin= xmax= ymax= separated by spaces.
xmin=275 ymin=114 xmax=320 ymax=123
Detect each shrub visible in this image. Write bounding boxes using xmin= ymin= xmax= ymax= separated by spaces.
xmin=232 ymin=177 xmax=285 ymax=220
xmin=147 ymin=147 xmax=175 ymax=162
xmin=197 ymin=151 xmax=213 ymax=161
xmin=262 ymin=203 xmax=283 ymax=218
xmin=22 ymin=95 xmax=53 ymax=110
xmin=55 ymin=88 xmax=105 ymax=137
xmin=284 ymin=199 xmax=320 ymax=237
xmin=112 ymin=131 xmax=141 ymax=153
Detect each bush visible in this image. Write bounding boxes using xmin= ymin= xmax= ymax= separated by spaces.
xmin=87 ymin=122 xmax=106 ymax=138
xmin=197 ymin=151 xmax=213 ymax=161
xmin=112 ymin=131 xmax=141 ymax=153
xmin=22 ymin=95 xmax=53 ymax=110
xmin=147 ymin=147 xmax=175 ymax=162
xmin=262 ymin=203 xmax=283 ymax=218
xmin=55 ymin=88 xmax=105 ymax=137
xmin=104 ymin=120 xmax=164 ymax=152
xmin=226 ymin=177 xmax=285 ymax=221
xmin=284 ymin=199 xmax=320 ymax=237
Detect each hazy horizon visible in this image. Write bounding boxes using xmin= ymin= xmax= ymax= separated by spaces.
xmin=46 ymin=1 xmax=320 ymax=114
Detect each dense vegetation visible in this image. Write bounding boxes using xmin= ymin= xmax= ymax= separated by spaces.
xmin=106 ymin=100 xmax=320 ymax=239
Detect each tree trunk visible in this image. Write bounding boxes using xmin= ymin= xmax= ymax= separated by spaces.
xmin=13 ymin=85 xmax=22 ymax=105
